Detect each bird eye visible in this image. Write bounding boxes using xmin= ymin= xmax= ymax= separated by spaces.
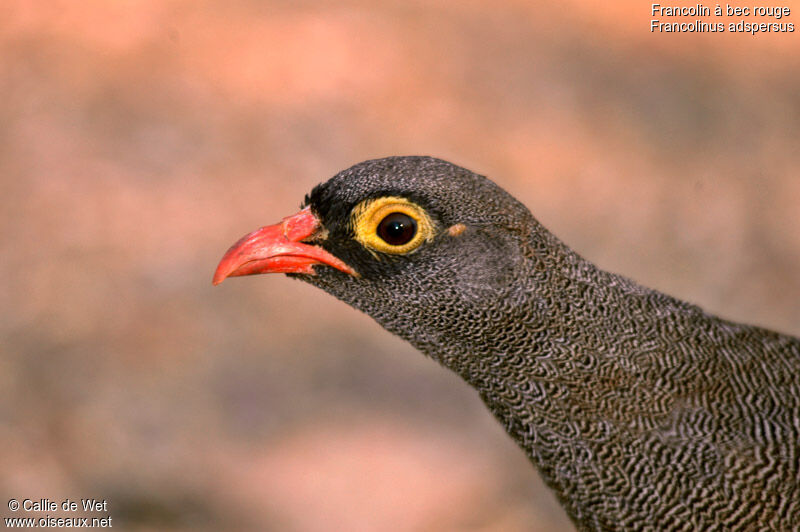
xmin=377 ymin=212 xmax=417 ymax=246
xmin=351 ymin=196 xmax=434 ymax=255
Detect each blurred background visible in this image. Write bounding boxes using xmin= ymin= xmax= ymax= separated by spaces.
xmin=1 ymin=1 xmax=799 ymax=530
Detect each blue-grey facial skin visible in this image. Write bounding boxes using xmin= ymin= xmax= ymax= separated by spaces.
xmin=292 ymin=156 xmax=800 ymax=531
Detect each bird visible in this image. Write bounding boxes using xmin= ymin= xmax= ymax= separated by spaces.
xmin=213 ymin=156 xmax=800 ymax=531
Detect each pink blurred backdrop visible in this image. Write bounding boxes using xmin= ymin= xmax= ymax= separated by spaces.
xmin=1 ymin=1 xmax=799 ymax=530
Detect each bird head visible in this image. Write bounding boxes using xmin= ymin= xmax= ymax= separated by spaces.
xmin=213 ymin=156 xmax=552 ymax=364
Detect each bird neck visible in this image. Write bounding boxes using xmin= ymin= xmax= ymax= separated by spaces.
xmin=411 ymin=241 xmax=719 ymax=523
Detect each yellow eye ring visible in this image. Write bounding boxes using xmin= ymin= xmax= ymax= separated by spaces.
xmin=351 ymin=197 xmax=435 ymax=255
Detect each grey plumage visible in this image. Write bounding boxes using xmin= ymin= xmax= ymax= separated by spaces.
xmin=223 ymin=156 xmax=800 ymax=530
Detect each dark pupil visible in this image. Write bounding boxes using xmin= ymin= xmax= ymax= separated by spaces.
xmin=377 ymin=212 xmax=417 ymax=246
